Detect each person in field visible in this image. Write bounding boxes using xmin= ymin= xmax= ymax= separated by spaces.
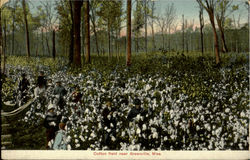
xmin=53 ymin=81 xmax=67 ymax=110
xmin=43 ymin=104 xmax=62 ymax=149
xmin=53 ymin=122 xmax=67 ymax=150
xmin=18 ymin=73 xmax=30 ymax=105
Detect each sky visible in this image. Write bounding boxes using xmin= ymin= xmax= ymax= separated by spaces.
xmin=154 ymin=0 xmax=248 ymax=26
xmin=3 ymin=0 xmax=248 ymax=35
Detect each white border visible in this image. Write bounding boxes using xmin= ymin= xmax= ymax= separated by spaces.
xmin=1 ymin=150 xmax=250 ymax=160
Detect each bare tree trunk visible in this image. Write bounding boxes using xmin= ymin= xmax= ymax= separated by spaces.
xmin=209 ymin=14 xmax=220 ymax=64
xmin=90 ymin=5 xmax=99 ymax=56
xmin=73 ymin=0 xmax=83 ymax=67
xmin=216 ymin=17 xmax=228 ymax=53
xmin=12 ymin=1 xmax=17 ymax=55
xmin=150 ymin=1 xmax=155 ymax=52
xmin=36 ymin=31 xmax=38 ymax=57
xmin=3 ymin=18 xmax=6 ymax=55
xmin=199 ymin=6 xmax=204 ymax=55
xmin=22 ymin=0 xmax=30 ymax=57
xmin=52 ymin=29 xmax=56 ymax=59
xmin=45 ymin=34 xmax=50 ymax=56
xmin=144 ymin=0 xmax=147 ymax=53
xmin=108 ymin=21 xmax=111 ymax=58
xmin=0 ymin=8 xmax=2 ymax=105
xmin=69 ymin=0 xmax=74 ymax=64
xmin=162 ymin=29 xmax=164 ymax=50
xmin=182 ymin=14 xmax=185 ymax=53
xmin=85 ymin=0 xmax=90 ymax=64
xmin=126 ymin=0 xmax=132 ymax=66
xmin=41 ymin=29 xmax=44 ymax=56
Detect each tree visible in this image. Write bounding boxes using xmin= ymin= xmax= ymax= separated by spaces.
xmin=97 ymin=0 xmax=123 ymax=58
xmin=85 ymin=0 xmax=90 ymax=64
xmin=149 ymin=0 xmax=156 ymax=52
xmin=215 ymin=0 xmax=234 ymax=53
xmin=165 ymin=3 xmax=176 ymax=51
xmin=197 ymin=0 xmax=220 ymax=65
xmin=198 ymin=2 xmax=204 ymax=54
xmin=133 ymin=0 xmax=144 ymax=53
xmin=144 ymin=0 xmax=148 ymax=53
xmin=73 ymin=0 xmax=83 ymax=67
xmin=90 ymin=0 xmax=100 ymax=55
xmin=156 ymin=12 xmax=167 ymax=50
xmin=22 ymin=0 xmax=30 ymax=57
xmin=126 ymin=0 xmax=131 ymax=66
xmin=52 ymin=29 xmax=55 ymax=59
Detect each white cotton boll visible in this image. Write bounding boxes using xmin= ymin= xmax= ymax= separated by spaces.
xmin=111 ymin=136 xmax=116 ymax=141
xmin=145 ymin=84 xmax=151 ymax=91
xmin=142 ymin=124 xmax=147 ymax=131
xmin=90 ymin=132 xmax=96 ymax=138
xmin=164 ymin=136 xmax=168 ymax=141
xmin=136 ymin=128 xmax=141 ymax=134
xmin=80 ymin=135 xmax=85 ymax=142
xmin=136 ymin=114 xmax=141 ymax=121
xmin=110 ymin=123 xmax=114 ymax=128
xmin=225 ymin=108 xmax=230 ymax=113
xmin=240 ymin=112 xmax=245 ymax=117
xmin=107 ymin=129 xmax=111 ymax=133
xmin=67 ymin=144 xmax=71 ymax=150
xmin=75 ymin=139 xmax=79 ymax=143
xmin=107 ymin=115 xmax=111 ymax=120
xmin=75 ymin=143 xmax=80 ymax=148
xmin=98 ymin=123 xmax=102 ymax=129
xmin=121 ymin=131 xmax=125 ymax=137
xmin=152 ymin=131 xmax=158 ymax=139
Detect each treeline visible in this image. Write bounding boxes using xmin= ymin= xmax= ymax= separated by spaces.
xmin=1 ymin=0 xmax=249 ymax=66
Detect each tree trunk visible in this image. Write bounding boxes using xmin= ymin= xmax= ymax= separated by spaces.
xmin=108 ymin=21 xmax=111 ymax=58
xmin=182 ymin=14 xmax=185 ymax=53
xmin=199 ymin=7 xmax=204 ymax=55
xmin=69 ymin=0 xmax=74 ymax=65
xmin=41 ymin=30 xmax=44 ymax=56
xmin=90 ymin=6 xmax=99 ymax=56
xmin=45 ymin=34 xmax=50 ymax=56
xmin=3 ymin=18 xmax=6 ymax=55
xmin=216 ymin=17 xmax=228 ymax=53
xmin=0 ymin=8 xmax=3 ymax=105
xmin=22 ymin=0 xmax=30 ymax=57
xmin=52 ymin=29 xmax=56 ymax=59
xmin=126 ymin=0 xmax=132 ymax=66
xmin=85 ymin=0 xmax=90 ymax=64
xmin=73 ymin=0 xmax=83 ymax=67
xmin=209 ymin=13 xmax=220 ymax=64
xmin=12 ymin=2 xmax=16 ymax=56
xmin=144 ymin=0 xmax=147 ymax=53
xmin=162 ymin=29 xmax=164 ymax=50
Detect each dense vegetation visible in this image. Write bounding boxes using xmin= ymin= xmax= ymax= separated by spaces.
xmin=2 ymin=52 xmax=249 ymax=150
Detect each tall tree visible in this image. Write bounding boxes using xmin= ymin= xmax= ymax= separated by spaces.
xmin=144 ymin=0 xmax=148 ymax=53
xmin=197 ymin=0 xmax=220 ymax=65
xmin=215 ymin=0 xmax=233 ymax=53
xmin=73 ymin=0 xmax=83 ymax=67
xmin=133 ymin=0 xmax=144 ymax=53
xmin=165 ymin=3 xmax=176 ymax=51
xmin=85 ymin=0 xmax=90 ymax=64
xmin=156 ymin=12 xmax=167 ymax=50
xmin=198 ymin=2 xmax=205 ymax=55
xmin=90 ymin=0 xmax=99 ymax=55
xmin=126 ymin=0 xmax=131 ymax=66
xmin=182 ymin=14 xmax=185 ymax=53
xmin=11 ymin=0 xmax=17 ymax=55
xmin=22 ymin=0 xmax=30 ymax=57
xmin=149 ymin=0 xmax=156 ymax=52
xmin=97 ymin=0 xmax=122 ymax=57
xmin=52 ymin=29 xmax=56 ymax=59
